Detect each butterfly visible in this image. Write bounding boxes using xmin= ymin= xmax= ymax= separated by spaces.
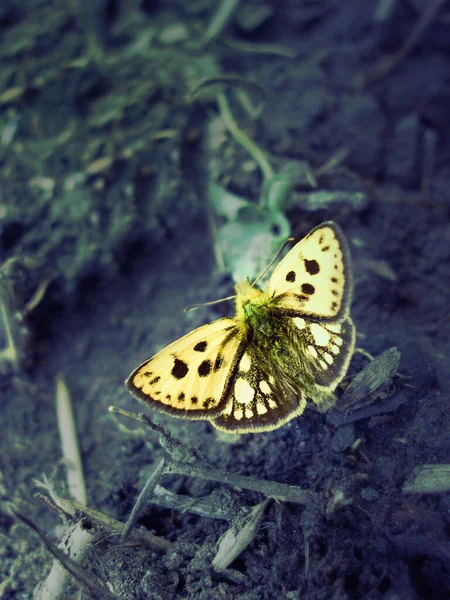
xmin=126 ymin=221 xmax=356 ymax=434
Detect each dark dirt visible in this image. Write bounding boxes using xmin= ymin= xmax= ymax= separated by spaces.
xmin=1 ymin=1 xmax=450 ymax=599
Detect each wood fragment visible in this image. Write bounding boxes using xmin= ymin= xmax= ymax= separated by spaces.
xmin=335 ymin=347 xmax=401 ymax=412
xmin=55 ymin=375 xmax=87 ymax=505
xmin=403 ymin=464 xmax=450 ymax=494
xmin=164 ymin=460 xmax=315 ymax=505
xmin=212 ymin=499 xmax=270 ymax=571
xmin=12 ymin=510 xmax=118 ymax=600
xmin=37 ymin=493 xmax=173 ymax=553
xmin=121 ymin=458 xmax=165 ymax=543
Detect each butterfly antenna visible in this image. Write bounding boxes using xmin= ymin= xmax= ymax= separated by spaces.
xmin=252 ymin=237 xmax=295 ymax=287
xmin=184 ymin=295 xmax=236 ymax=313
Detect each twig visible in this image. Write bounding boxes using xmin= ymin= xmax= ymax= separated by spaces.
xmin=55 ymin=375 xmax=87 ymax=505
xmin=112 ymin=407 xmax=316 ymax=504
xmin=212 ymin=498 xmax=270 ymax=571
xmin=152 ymin=485 xmax=236 ymax=520
xmin=12 ymin=509 xmax=118 ymax=600
xmin=335 ymin=347 xmax=401 ymax=412
xmin=164 ymin=460 xmax=315 ymax=504
xmin=121 ymin=458 xmax=166 ymax=543
xmin=34 ymin=520 xmax=97 ymax=600
xmin=36 ymin=492 xmax=173 ymax=553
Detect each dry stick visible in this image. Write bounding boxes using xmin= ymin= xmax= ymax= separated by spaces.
xmin=37 ymin=493 xmax=173 ymax=553
xmin=121 ymin=457 xmax=166 ymax=543
xmin=164 ymin=460 xmax=315 ymax=505
xmin=12 ymin=510 xmax=118 ymax=600
xmin=357 ymin=0 xmax=448 ymax=87
xmin=212 ymin=498 xmax=271 ymax=572
xmin=111 ymin=408 xmax=315 ymax=504
xmin=110 ymin=407 xmax=316 ymax=540
xmin=34 ymin=520 xmax=96 ymax=600
xmin=55 ymin=375 xmax=87 ymax=505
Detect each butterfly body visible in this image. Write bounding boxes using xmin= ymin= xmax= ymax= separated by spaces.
xmin=126 ymin=222 xmax=356 ymax=433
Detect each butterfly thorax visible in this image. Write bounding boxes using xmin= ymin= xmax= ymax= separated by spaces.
xmin=235 ymin=280 xmax=279 ymax=339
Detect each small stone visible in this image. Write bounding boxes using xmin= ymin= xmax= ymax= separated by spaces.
xmin=331 ymin=423 xmax=355 ymax=453
xmin=360 ymin=487 xmax=380 ymax=502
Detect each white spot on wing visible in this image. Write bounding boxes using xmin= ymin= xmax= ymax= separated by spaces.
xmin=239 ymin=353 xmax=252 ymax=372
xmin=310 ymin=323 xmax=331 ymax=346
xmin=256 ymin=402 xmax=268 ymax=415
xmin=259 ymin=380 xmax=271 ymax=395
xmin=324 ymin=352 xmax=334 ymax=365
xmin=234 ymin=408 xmax=243 ymax=421
xmin=235 ymin=378 xmax=255 ymax=404
xmin=308 ymin=345 xmax=318 ymax=359
xmin=293 ymin=317 xmax=306 ymax=329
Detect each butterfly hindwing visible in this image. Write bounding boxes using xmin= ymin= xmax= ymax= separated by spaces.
xmin=212 ymin=349 xmax=307 ymax=433
xmin=267 ymin=222 xmax=352 ymax=321
xmin=291 ymin=316 xmax=356 ymax=397
xmin=126 ymin=318 xmax=244 ymax=419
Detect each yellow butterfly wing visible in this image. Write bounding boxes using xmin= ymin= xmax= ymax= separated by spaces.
xmin=213 ymin=347 xmax=308 ymax=433
xmin=266 ymin=221 xmax=353 ymax=321
xmin=290 ymin=316 xmax=356 ymax=402
xmin=126 ymin=318 xmax=244 ymax=420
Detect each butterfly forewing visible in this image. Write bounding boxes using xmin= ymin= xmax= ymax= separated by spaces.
xmin=126 ymin=318 xmax=244 ymax=419
xmin=267 ymin=222 xmax=352 ymax=321
xmin=212 ymin=349 xmax=307 ymax=433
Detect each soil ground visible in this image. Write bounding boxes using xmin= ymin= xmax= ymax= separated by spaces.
xmin=1 ymin=1 xmax=450 ymax=599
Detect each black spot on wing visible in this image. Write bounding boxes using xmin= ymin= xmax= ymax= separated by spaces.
xmin=304 ymin=259 xmax=320 ymax=275
xmin=194 ymin=341 xmax=207 ymax=352
xmin=178 ymin=392 xmax=185 ymax=401
xmin=321 ymin=245 xmax=330 ymax=252
xmin=149 ymin=376 xmax=161 ymax=385
xmin=172 ymin=359 xmax=189 ymax=379
xmin=191 ymin=396 xmax=198 ymax=405
xmin=198 ymin=359 xmax=212 ymax=377
xmin=301 ymin=283 xmax=315 ymax=295
xmin=214 ymin=355 xmax=224 ymax=371
xmin=286 ymin=270 xmax=296 ymax=282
